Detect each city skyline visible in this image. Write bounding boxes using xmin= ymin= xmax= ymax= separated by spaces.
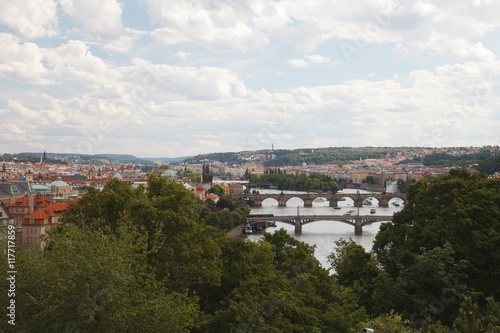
xmin=1 ymin=0 xmax=499 ymax=158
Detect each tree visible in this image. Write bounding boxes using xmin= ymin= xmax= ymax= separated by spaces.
xmin=3 ymin=224 xmax=200 ymax=332
xmin=365 ymin=175 xmax=375 ymax=185
xmin=207 ymin=184 xmax=225 ymax=197
xmin=452 ymin=297 xmax=500 ymax=333
xmin=373 ymin=169 xmax=500 ymax=324
xmin=328 ymin=239 xmax=380 ymax=312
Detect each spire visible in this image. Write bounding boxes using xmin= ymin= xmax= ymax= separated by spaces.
xmin=42 ymin=150 xmax=47 ymax=163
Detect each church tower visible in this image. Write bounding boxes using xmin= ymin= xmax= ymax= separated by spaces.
xmin=25 ymin=162 xmax=34 ymax=182
xmin=201 ymin=164 xmax=213 ymax=186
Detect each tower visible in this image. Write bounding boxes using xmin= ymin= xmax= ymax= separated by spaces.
xmin=202 ymin=164 xmax=213 ymax=186
xmin=42 ymin=150 xmax=47 ymax=163
xmin=25 ymin=162 xmax=34 ymax=182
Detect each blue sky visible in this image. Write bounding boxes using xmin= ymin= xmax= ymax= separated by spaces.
xmin=0 ymin=0 xmax=499 ymax=158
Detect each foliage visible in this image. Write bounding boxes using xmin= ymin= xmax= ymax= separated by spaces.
xmin=398 ymin=151 xmax=495 ymax=168
xmin=373 ymin=169 xmax=500 ymax=326
xmin=358 ymin=311 xmax=418 ymax=332
xmin=397 ymin=178 xmax=417 ymax=193
xmin=248 ymin=172 xmax=342 ymax=193
xmin=328 ymin=239 xmax=380 ymax=313
xmin=1 ymin=224 xmax=199 ymax=332
xmin=452 ymin=296 xmax=500 ymax=332
xmin=183 ymin=152 xmax=244 ymax=165
xmin=264 ymin=147 xmax=391 ymax=167
xmin=6 ymin=166 xmax=500 ymax=332
xmin=477 ymin=154 xmax=500 ymax=175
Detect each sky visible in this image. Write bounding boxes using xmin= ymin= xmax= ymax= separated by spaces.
xmin=0 ymin=0 xmax=499 ymax=158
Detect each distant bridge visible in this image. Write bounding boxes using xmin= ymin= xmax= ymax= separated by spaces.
xmin=247 ymin=213 xmax=393 ymax=235
xmin=231 ymin=192 xmax=406 ymax=208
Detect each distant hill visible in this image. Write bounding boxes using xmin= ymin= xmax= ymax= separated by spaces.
xmin=18 ymin=152 xmax=190 ymax=165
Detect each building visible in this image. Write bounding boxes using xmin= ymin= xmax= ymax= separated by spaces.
xmin=0 ymin=201 xmax=14 ymax=248
xmin=48 ymin=181 xmax=72 ymax=199
xmin=8 ymin=195 xmax=53 ymax=229
xmin=202 ymin=164 xmax=213 ymax=186
xmin=228 ymin=182 xmax=244 ymax=195
xmin=0 ymin=181 xmax=34 ymax=204
xmin=22 ymin=202 xmax=68 ymax=250
xmin=385 ymin=180 xmax=399 ymax=193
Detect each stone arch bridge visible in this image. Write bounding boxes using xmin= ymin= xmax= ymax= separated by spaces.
xmin=246 ymin=214 xmax=393 ymax=235
xmin=231 ymin=192 xmax=406 ymax=208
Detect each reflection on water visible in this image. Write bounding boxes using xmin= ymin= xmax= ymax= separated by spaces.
xmin=246 ymin=189 xmax=404 ymax=269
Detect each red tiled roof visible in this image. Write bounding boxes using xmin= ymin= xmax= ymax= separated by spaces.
xmin=23 ymin=202 xmax=68 ymax=225
xmin=13 ymin=195 xmax=52 ymax=208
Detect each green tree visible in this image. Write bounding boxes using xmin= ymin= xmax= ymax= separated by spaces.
xmin=3 ymin=224 xmax=199 ymax=332
xmin=365 ymin=175 xmax=375 ymax=185
xmin=328 ymin=239 xmax=380 ymax=313
xmin=373 ymin=169 xmax=500 ymax=325
xmin=207 ymin=184 xmax=225 ymax=197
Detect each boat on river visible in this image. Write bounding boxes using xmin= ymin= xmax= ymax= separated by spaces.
xmin=244 ymin=224 xmax=253 ymax=234
xmin=370 ymin=208 xmax=376 ymax=214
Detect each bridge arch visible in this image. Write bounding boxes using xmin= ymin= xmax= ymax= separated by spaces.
xmin=335 ymin=196 xmax=355 ymax=207
xmin=261 ymin=197 xmax=279 ymax=207
xmin=312 ymin=196 xmax=330 ymax=206
xmin=285 ymin=197 xmax=305 ymax=207
xmin=362 ymin=196 xmax=380 ymax=206
xmin=388 ymin=196 xmax=406 ymax=206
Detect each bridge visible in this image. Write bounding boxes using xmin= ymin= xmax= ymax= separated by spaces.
xmin=246 ymin=213 xmax=393 ymax=235
xmin=231 ymin=192 xmax=406 ymax=208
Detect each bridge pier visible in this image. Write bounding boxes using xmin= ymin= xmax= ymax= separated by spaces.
xmin=278 ymin=201 xmax=287 ymax=207
xmin=354 ymin=217 xmax=363 ymax=236
xmin=378 ymin=199 xmax=390 ymax=207
xmin=251 ymin=200 xmax=262 ymax=207
xmin=295 ymin=216 xmax=302 ymax=234
xmin=303 ymin=199 xmax=313 ymax=207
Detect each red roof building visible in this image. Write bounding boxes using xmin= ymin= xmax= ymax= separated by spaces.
xmin=22 ymin=201 xmax=68 ymax=251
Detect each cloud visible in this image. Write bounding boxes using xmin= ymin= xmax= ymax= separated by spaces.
xmin=0 ymin=0 xmax=58 ymax=39
xmin=59 ymin=0 xmax=125 ymax=39
xmin=305 ymin=54 xmax=330 ymax=64
xmin=287 ymin=58 xmax=308 ymax=68
xmin=0 ymin=33 xmax=52 ymax=84
xmin=176 ymin=51 xmax=191 ymax=60
xmin=145 ymin=0 xmax=270 ymax=51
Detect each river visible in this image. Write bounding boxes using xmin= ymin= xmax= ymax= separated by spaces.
xmin=245 ymin=188 xmax=405 ymax=269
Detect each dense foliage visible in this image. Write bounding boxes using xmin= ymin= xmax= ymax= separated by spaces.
xmin=264 ymin=147 xmax=392 ymax=167
xmin=182 ymin=152 xmax=245 ymax=165
xmin=1 ymin=175 xmax=367 ymax=332
xmin=247 ymin=170 xmax=342 ymax=193
xmin=477 ymin=154 xmax=500 ymax=175
xmin=0 ymin=153 xmax=64 ymax=164
xmin=398 ymin=151 xmax=496 ymax=168
xmin=200 ymin=185 xmax=250 ymax=231
xmin=330 ymin=169 xmax=500 ymax=331
xmin=2 ymin=169 xmax=499 ymax=332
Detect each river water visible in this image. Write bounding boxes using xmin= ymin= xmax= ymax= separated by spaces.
xmin=246 ymin=188 xmax=405 ymax=270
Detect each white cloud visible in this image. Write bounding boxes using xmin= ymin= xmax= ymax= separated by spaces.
xmin=0 ymin=0 xmax=58 ymax=39
xmin=1 ymin=0 xmax=500 ymax=156
xmin=144 ymin=0 xmax=270 ymax=51
xmin=176 ymin=51 xmax=191 ymax=60
xmin=0 ymin=33 xmax=52 ymax=84
xmin=305 ymin=54 xmax=330 ymax=64
xmin=103 ymin=29 xmax=143 ymax=53
xmin=287 ymin=58 xmax=308 ymax=68
xmin=59 ymin=0 xmax=125 ymax=39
